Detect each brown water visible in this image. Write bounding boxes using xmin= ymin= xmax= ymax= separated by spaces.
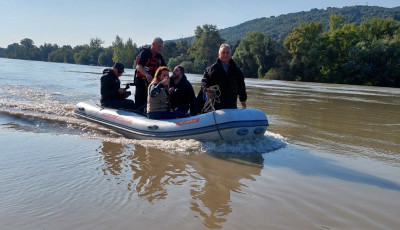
xmin=1 ymin=59 xmax=400 ymax=229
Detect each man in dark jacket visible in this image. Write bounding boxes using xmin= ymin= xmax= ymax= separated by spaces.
xmin=169 ymin=65 xmax=196 ymax=115
xmin=100 ymin=62 xmax=135 ymax=109
xmin=200 ymin=44 xmax=247 ymax=111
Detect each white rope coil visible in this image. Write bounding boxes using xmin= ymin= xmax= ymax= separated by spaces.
xmin=202 ymin=85 xmax=221 ymax=113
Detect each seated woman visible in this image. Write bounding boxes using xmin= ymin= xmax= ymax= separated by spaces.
xmin=147 ymin=66 xmax=189 ymax=119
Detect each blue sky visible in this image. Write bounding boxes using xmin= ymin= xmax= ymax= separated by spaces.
xmin=0 ymin=0 xmax=398 ymax=48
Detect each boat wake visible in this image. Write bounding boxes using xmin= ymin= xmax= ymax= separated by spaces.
xmin=81 ymin=132 xmax=286 ymax=157
xmin=1 ymin=85 xmax=286 ymax=154
xmin=1 ymin=105 xmax=286 ymax=154
xmin=126 ymin=131 xmax=287 ymax=154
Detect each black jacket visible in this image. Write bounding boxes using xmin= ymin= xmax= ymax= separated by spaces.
xmin=100 ymin=68 xmax=124 ymax=103
xmin=169 ymin=75 xmax=196 ymax=113
xmin=201 ymin=58 xmax=247 ymax=110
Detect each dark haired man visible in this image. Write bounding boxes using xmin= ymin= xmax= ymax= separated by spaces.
xmin=169 ymin=65 xmax=196 ymax=115
xmin=100 ymin=62 xmax=135 ymax=109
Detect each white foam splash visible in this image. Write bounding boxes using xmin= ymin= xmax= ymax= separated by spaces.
xmin=1 ymin=85 xmax=287 ymax=154
xmin=95 ymin=131 xmax=287 ymax=154
xmin=0 ymin=85 xmax=76 ymax=117
xmin=198 ymin=131 xmax=287 ymax=154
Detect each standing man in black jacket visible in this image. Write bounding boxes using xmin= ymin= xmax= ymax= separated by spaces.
xmin=100 ymin=62 xmax=135 ymax=109
xmin=200 ymin=44 xmax=247 ymax=111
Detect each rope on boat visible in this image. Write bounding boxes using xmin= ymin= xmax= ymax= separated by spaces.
xmin=202 ymin=85 xmax=221 ymax=113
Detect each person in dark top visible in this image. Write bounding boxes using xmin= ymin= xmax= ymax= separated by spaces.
xmin=100 ymin=62 xmax=135 ymax=109
xmin=169 ymin=65 xmax=196 ymax=115
xmin=135 ymin=37 xmax=166 ymax=111
xmin=147 ymin=66 xmax=188 ymax=119
xmin=200 ymin=44 xmax=247 ymax=111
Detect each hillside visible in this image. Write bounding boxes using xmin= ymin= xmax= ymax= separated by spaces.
xmin=180 ymin=5 xmax=400 ymax=45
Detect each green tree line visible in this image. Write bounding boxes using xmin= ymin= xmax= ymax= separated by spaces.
xmin=219 ymin=5 xmax=400 ymax=45
xmin=0 ymin=36 xmax=137 ymax=68
xmin=1 ymin=15 xmax=399 ymax=87
xmin=281 ymin=15 xmax=400 ymax=87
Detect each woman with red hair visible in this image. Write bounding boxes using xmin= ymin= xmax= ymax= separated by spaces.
xmin=147 ymin=66 xmax=189 ymax=119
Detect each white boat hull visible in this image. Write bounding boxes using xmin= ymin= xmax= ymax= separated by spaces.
xmin=74 ymin=101 xmax=268 ymax=141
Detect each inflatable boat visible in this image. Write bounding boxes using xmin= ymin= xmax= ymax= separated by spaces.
xmin=74 ymin=101 xmax=269 ymax=141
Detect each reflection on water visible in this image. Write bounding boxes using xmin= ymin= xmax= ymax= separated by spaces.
xmin=187 ymin=153 xmax=262 ymax=228
xmin=97 ymin=140 xmax=400 ymax=229
xmin=99 ymin=142 xmax=131 ymax=177
xmin=98 ymin=141 xmax=263 ymax=228
xmin=129 ymin=146 xmax=189 ymax=202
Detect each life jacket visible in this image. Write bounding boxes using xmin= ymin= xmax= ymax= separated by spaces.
xmin=135 ymin=48 xmax=163 ymax=79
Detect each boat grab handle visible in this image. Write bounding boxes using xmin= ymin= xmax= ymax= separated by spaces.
xmin=147 ymin=125 xmax=159 ymax=130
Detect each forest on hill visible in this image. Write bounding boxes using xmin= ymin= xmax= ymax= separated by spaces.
xmin=1 ymin=5 xmax=399 ymax=87
xmin=219 ymin=5 xmax=400 ymax=44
